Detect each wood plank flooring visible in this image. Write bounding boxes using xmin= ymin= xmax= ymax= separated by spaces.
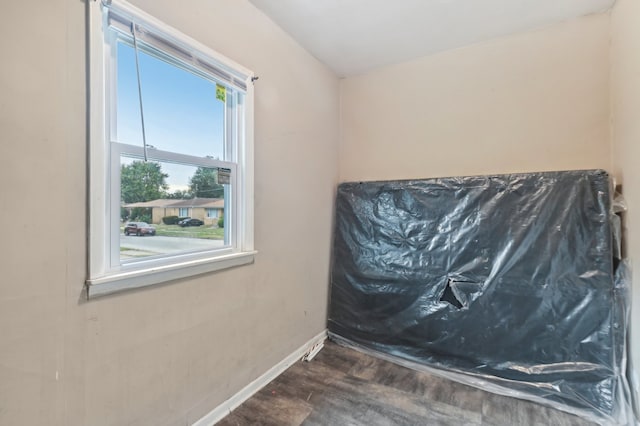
xmin=217 ymin=341 xmax=596 ymax=426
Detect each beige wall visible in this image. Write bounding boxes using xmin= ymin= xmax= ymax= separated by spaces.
xmin=339 ymin=14 xmax=611 ymax=183
xmin=0 ymin=1 xmax=339 ymax=425
xmin=611 ymin=0 xmax=640 ymax=407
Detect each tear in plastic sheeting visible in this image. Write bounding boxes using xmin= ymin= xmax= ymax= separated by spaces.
xmin=328 ymin=170 xmax=633 ymax=425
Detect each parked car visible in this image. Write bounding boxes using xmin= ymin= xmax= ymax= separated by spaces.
xmin=179 ymin=218 xmax=204 ymax=227
xmin=124 ymin=222 xmax=156 ymax=236
xmin=177 ymin=217 xmax=191 ymax=226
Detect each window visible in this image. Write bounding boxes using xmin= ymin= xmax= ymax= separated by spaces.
xmin=87 ymin=0 xmax=255 ymax=298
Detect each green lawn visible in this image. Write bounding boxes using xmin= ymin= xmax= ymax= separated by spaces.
xmin=121 ymin=223 xmax=224 ymax=240
xmin=156 ymin=224 xmax=224 ymax=239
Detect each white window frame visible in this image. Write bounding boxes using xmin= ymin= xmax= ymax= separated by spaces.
xmin=87 ymin=0 xmax=255 ymax=298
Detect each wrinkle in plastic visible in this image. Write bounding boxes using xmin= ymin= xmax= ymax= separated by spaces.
xmin=328 ymin=170 xmax=632 ymax=425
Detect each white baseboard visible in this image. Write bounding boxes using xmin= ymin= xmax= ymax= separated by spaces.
xmin=192 ymin=329 xmax=328 ymax=426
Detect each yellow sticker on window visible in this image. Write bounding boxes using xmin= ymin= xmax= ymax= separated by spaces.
xmin=216 ymin=84 xmax=226 ymax=102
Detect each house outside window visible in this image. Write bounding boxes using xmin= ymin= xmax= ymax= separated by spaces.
xmin=87 ymin=0 xmax=255 ymax=297
xmin=206 ymin=208 xmax=219 ymax=219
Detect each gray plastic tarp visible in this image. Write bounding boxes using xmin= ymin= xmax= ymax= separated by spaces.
xmin=328 ymin=170 xmax=631 ymax=424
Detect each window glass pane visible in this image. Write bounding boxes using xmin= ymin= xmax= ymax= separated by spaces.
xmin=116 ymin=41 xmax=143 ymax=145
xmin=120 ymin=156 xmax=229 ymax=261
xmin=116 ymin=41 xmax=225 ymax=159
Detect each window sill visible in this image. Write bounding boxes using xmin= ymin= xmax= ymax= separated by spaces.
xmin=86 ymin=250 xmax=256 ymax=299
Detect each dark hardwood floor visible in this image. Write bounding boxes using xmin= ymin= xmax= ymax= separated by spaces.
xmin=217 ymin=341 xmax=596 ymax=426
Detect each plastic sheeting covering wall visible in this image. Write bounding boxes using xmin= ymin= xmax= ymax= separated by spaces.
xmin=328 ymin=170 xmax=632 ymax=424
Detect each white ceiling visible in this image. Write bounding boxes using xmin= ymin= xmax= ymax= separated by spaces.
xmin=249 ymin=0 xmax=615 ymax=77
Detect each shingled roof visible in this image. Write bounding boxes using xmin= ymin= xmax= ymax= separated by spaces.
xmin=124 ymin=198 xmax=224 ymax=208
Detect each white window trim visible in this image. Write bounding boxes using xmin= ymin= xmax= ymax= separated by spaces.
xmin=87 ymin=0 xmax=255 ymax=298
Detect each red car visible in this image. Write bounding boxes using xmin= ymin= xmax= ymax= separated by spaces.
xmin=124 ymin=222 xmax=156 ymax=236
